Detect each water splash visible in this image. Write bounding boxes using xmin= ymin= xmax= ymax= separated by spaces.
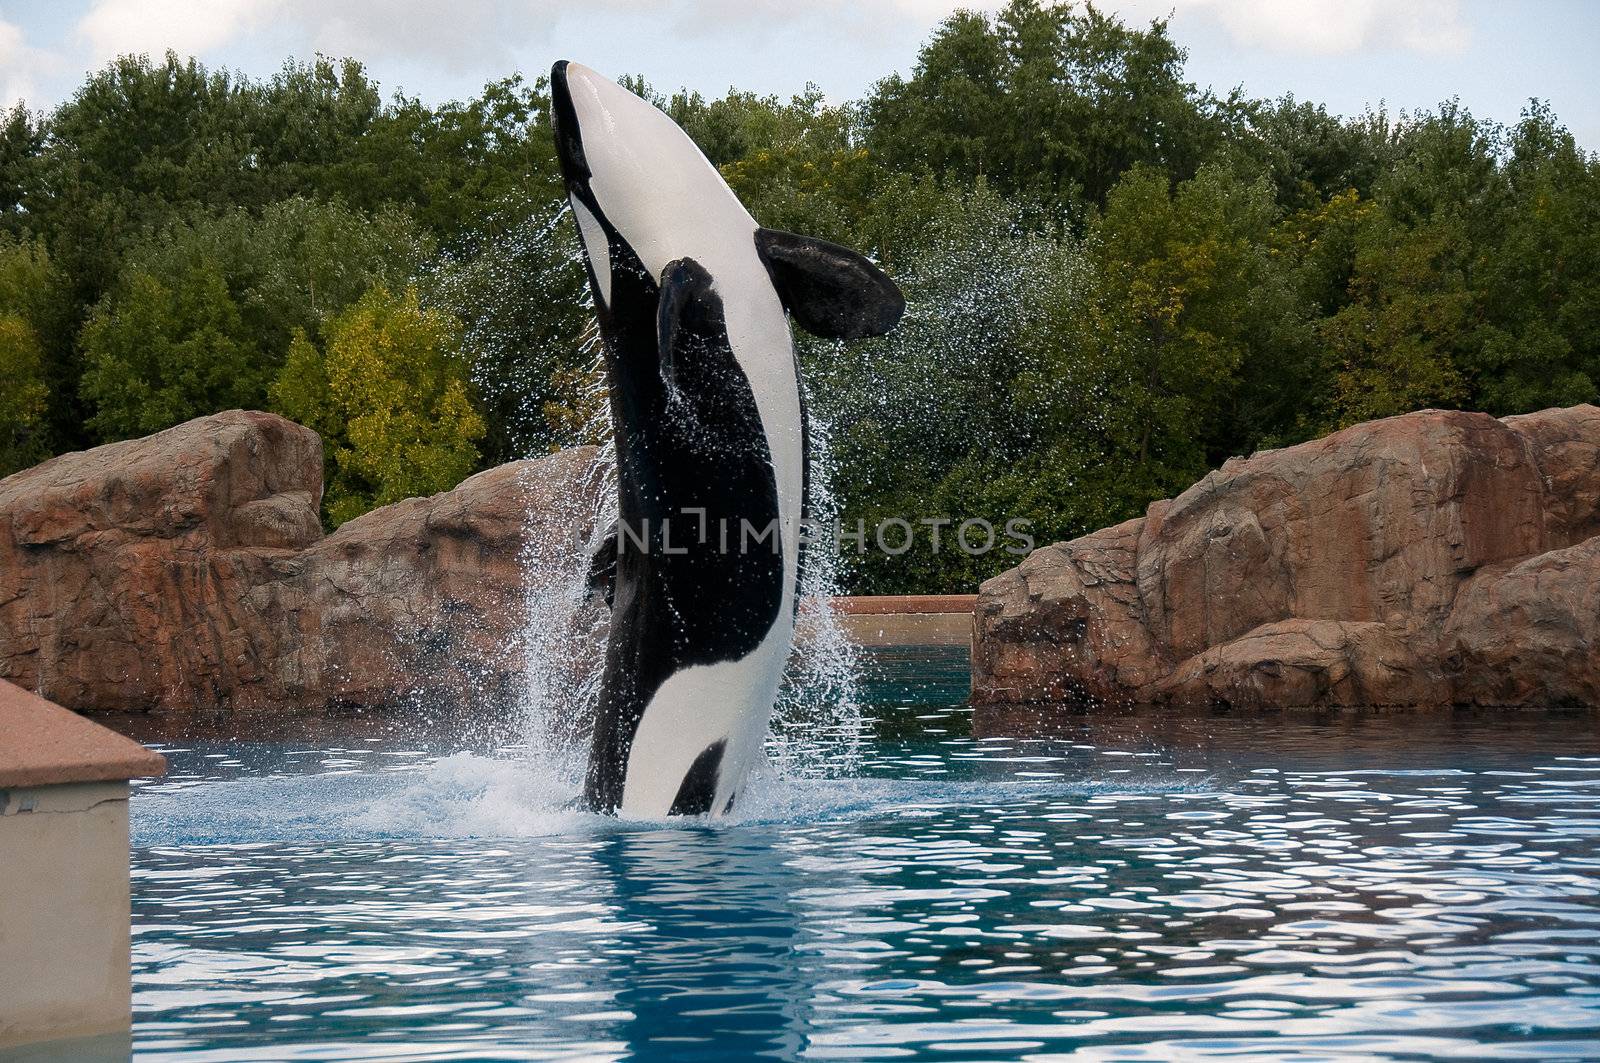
xmin=769 ymin=405 xmax=867 ymax=780
xmin=448 ymin=192 xmax=871 ymax=797
xmin=428 ymin=193 xmax=592 ymax=465
xmin=512 ymin=336 xmax=616 ymax=794
xmin=511 ymin=351 xmax=867 ymax=796
xmin=131 ymin=746 xmax=1217 ymax=845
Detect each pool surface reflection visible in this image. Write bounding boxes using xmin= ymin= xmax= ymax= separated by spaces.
xmin=114 ymin=653 xmax=1600 ymax=1061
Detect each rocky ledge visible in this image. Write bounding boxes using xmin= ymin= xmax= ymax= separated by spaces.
xmin=0 ymin=411 xmax=603 ymax=716
xmin=973 ymin=405 xmax=1600 ymax=711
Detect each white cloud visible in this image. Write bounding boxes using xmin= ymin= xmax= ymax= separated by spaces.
xmin=77 ymin=0 xmax=278 ymax=66
xmin=74 ymin=0 xmax=653 ymax=74
xmin=659 ymin=0 xmax=1472 ymax=57
xmin=756 ymin=0 xmax=1473 ymax=57
xmin=0 ymin=19 xmax=33 ymax=107
xmin=888 ymin=0 xmax=1002 ymax=16
xmin=671 ymin=0 xmax=999 ymax=28
xmin=659 ymin=0 xmax=1471 ymax=57
xmin=1111 ymin=0 xmax=1471 ymax=56
xmin=0 ymin=15 xmax=71 ymax=109
xmin=70 ymin=0 xmax=992 ymax=72
xmin=66 ymin=0 xmax=1472 ymax=92
xmin=29 ymin=0 xmax=1479 ymax=113
xmin=656 ymin=0 xmax=951 ymax=42
xmin=284 ymin=0 xmax=549 ymax=74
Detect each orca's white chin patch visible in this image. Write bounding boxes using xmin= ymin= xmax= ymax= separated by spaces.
xmin=569 ymin=197 xmax=611 ymax=308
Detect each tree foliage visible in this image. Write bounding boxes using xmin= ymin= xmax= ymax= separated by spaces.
xmin=76 ymin=197 xmax=431 ymax=442
xmin=428 ymin=193 xmax=590 ymax=463
xmin=0 ymin=313 xmax=50 ymax=476
xmin=79 ymin=263 xmax=268 ymax=439
xmin=803 ymin=179 xmax=1090 ymax=591
xmin=272 ymin=286 xmax=484 ymax=526
xmin=0 ymin=235 xmax=72 ymax=455
xmin=865 ymin=0 xmax=1227 ymax=214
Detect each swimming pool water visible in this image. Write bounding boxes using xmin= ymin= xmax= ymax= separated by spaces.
xmin=77 ymin=652 xmax=1600 ymax=1059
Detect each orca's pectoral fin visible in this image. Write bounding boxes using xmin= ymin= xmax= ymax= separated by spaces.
xmin=754 ymin=228 xmax=905 ymax=341
xmin=657 ymin=257 xmax=726 ymax=393
xmin=586 ymin=519 xmax=618 ymax=608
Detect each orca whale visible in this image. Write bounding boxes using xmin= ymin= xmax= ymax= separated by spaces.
xmin=550 ymin=61 xmax=904 ymax=817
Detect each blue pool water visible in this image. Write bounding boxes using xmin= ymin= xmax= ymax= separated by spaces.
xmin=99 ymin=651 xmax=1600 ymax=1059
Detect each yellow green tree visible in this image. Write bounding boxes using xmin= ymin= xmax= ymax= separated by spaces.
xmin=0 ymin=313 xmax=49 ymax=476
xmin=272 ymin=285 xmax=485 ymax=526
xmin=0 ymin=236 xmax=72 ymax=461
xmin=1317 ymin=215 xmax=1472 ymax=428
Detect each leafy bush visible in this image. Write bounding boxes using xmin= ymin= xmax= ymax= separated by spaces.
xmin=272 ymin=285 xmax=484 ymax=526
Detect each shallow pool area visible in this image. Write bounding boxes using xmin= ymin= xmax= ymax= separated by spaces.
xmin=102 ymin=651 xmax=1600 ymax=1060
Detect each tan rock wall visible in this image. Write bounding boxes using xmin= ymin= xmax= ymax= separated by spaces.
xmin=0 ymin=411 xmax=604 ymax=717
xmin=975 ymin=405 xmax=1600 ymax=711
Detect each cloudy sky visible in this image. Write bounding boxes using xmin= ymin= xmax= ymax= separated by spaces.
xmin=2 ymin=0 xmax=1595 ymax=149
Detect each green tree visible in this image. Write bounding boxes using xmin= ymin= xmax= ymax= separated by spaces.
xmin=79 ymin=263 xmax=270 ymax=439
xmin=804 ymin=179 xmax=1091 ymax=592
xmin=1317 ymin=213 xmax=1473 ymax=427
xmin=311 ymin=71 xmax=564 ymax=240
xmin=119 ymin=196 xmax=432 ymax=352
xmin=0 ymin=103 xmax=44 ymax=225
xmin=75 ymin=198 xmax=430 ymax=443
xmin=1225 ymin=96 xmax=1395 ymax=211
xmin=14 ymin=54 xmax=263 ymax=321
xmin=901 ymin=160 xmax=1315 ymax=581
xmin=1469 ymin=102 xmax=1600 ymax=412
xmin=243 ymin=57 xmax=384 ymax=205
xmin=0 ymin=22 xmax=1596 ymax=598
xmin=1305 ymin=100 xmax=1600 ymax=427
xmin=0 ymin=314 xmax=50 ymax=476
xmin=272 ymin=285 xmax=485 ymax=525
xmin=864 ymin=0 xmax=1226 ymax=215
xmin=0 ymin=236 xmax=74 ymax=454
xmin=1026 ymin=165 xmax=1295 ymax=494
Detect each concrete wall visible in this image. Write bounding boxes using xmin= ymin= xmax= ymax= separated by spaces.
xmin=834 ymin=611 xmax=972 ymax=647
xmin=831 ymin=595 xmax=976 ymax=648
xmin=0 ymin=781 xmax=133 ymax=1049
xmin=0 ymin=678 xmax=163 ymax=1052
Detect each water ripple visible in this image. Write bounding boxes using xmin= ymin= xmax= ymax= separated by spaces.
xmin=105 ymin=697 xmax=1600 ymax=1062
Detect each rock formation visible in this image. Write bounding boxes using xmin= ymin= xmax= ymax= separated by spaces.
xmin=973 ymin=405 xmax=1600 ymax=711
xmin=0 ymin=411 xmax=604 ymax=717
